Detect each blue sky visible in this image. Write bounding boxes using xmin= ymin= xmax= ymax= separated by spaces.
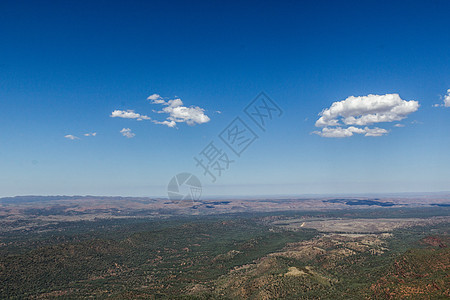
xmin=1 ymin=0 xmax=449 ymax=197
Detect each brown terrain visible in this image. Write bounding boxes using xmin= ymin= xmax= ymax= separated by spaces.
xmin=1 ymin=195 xmax=449 ymax=233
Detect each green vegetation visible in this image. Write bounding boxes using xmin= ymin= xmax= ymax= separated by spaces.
xmin=0 ymin=210 xmax=448 ymax=299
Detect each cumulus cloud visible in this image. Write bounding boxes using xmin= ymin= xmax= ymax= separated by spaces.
xmin=64 ymin=134 xmax=79 ymax=140
xmin=120 ymin=128 xmax=135 ymax=138
xmin=316 ymin=94 xmax=419 ymax=127
xmin=313 ymin=93 xmax=418 ymax=138
xmin=148 ymin=94 xmax=210 ymax=127
xmin=110 ymin=110 xmax=150 ymax=120
xmin=84 ymin=132 xmax=97 ymax=136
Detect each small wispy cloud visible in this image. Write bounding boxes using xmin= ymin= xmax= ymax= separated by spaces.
xmin=110 ymin=110 xmax=150 ymax=120
xmin=152 ymin=120 xmax=177 ymax=128
xmin=147 ymin=94 xmax=162 ymax=101
xmin=64 ymin=134 xmax=80 ymax=140
xmin=313 ymin=126 xmax=389 ymax=138
xmin=84 ymin=132 xmax=97 ymax=137
xmin=394 ymin=124 xmax=405 ymax=128
xmin=120 ymin=128 xmax=135 ymax=138
xmin=147 ymin=94 xmax=210 ymax=128
xmin=445 ymin=89 xmax=450 ymax=107
xmin=433 ymin=89 xmax=450 ymax=107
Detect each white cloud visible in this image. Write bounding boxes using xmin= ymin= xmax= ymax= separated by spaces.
xmin=147 ymin=94 xmax=161 ymax=101
xmin=434 ymin=89 xmax=450 ymax=107
xmin=313 ymin=126 xmax=389 ymax=138
xmin=120 ymin=128 xmax=135 ymax=138
xmin=84 ymin=132 xmax=97 ymax=137
xmin=316 ymin=94 xmax=419 ymax=127
xmin=444 ymin=89 xmax=450 ymax=107
xmin=152 ymin=120 xmax=177 ymax=128
xmin=313 ymin=93 xmax=418 ymax=138
xmin=111 ymin=94 xmax=210 ymax=129
xmin=364 ymin=127 xmax=389 ymax=137
xmin=148 ymin=94 xmax=210 ymax=127
xmin=64 ymin=134 xmax=79 ymax=140
xmin=110 ymin=110 xmax=150 ymax=121
xmin=147 ymin=93 xmax=167 ymax=104
xmin=394 ymin=124 xmax=405 ymax=128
